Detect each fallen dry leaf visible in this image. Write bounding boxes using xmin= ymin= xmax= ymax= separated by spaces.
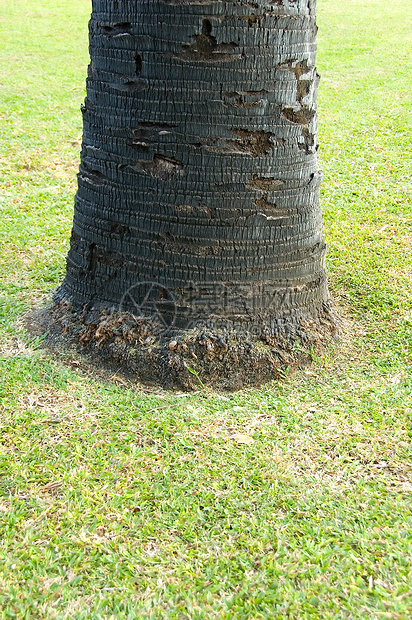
xmin=41 ymin=481 xmax=63 ymax=493
xmin=231 ymin=433 xmax=254 ymax=445
xmin=111 ymin=375 xmax=128 ymax=386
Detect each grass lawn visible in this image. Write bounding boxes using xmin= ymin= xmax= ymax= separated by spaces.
xmin=1 ymin=0 xmax=411 ymax=617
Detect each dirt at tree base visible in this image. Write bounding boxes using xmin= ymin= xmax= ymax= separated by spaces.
xmin=27 ymin=301 xmax=341 ymax=391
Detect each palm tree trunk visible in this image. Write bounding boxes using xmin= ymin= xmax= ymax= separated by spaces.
xmin=53 ymin=0 xmax=338 ymax=386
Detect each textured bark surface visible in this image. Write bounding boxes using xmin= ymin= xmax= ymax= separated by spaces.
xmin=51 ymin=0 xmax=339 ymax=387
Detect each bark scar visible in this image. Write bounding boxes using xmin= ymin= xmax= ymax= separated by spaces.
xmin=176 ymin=18 xmax=240 ymax=62
xmin=282 ymin=106 xmax=316 ymax=154
xmin=79 ymin=165 xmax=107 ymax=186
xmin=136 ymin=155 xmax=184 ymax=181
xmin=247 ymin=175 xmax=284 ymax=191
xmin=97 ymin=22 xmax=132 ymax=36
xmin=222 ymin=89 xmax=268 ymax=108
xmin=205 ymin=129 xmax=275 ymax=157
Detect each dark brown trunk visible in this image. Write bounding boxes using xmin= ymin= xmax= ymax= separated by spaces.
xmin=52 ymin=0 xmax=338 ymax=387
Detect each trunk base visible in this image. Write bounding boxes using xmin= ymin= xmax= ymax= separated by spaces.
xmin=28 ymin=300 xmax=341 ymax=390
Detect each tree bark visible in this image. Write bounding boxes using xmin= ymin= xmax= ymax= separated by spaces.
xmin=51 ymin=0 xmax=339 ymax=387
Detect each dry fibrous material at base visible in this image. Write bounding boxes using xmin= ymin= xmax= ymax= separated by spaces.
xmin=32 ymin=300 xmax=340 ymax=390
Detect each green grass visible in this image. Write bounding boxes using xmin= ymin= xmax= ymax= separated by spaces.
xmin=1 ymin=0 xmax=412 ymax=617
